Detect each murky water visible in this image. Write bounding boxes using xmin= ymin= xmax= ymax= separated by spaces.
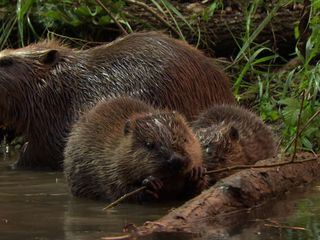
xmin=1 ymin=150 xmax=320 ymax=240
xmin=0 ymin=151 xmax=176 ymax=240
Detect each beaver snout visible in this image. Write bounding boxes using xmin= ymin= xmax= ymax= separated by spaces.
xmin=167 ymin=153 xmax=189 ymax=172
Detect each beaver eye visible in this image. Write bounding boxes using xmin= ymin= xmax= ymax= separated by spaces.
xmin=205 ymin=147 xmax=212 ymax=154
xmin=145 ymin=141 xmax=155 ymax=150
xmin=205 ymin=144 xmax=214 ymax=154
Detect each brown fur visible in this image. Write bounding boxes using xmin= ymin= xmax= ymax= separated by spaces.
xmin=64 ymin=97 xmax=205 ymax=202
xmin=0 ymin=32 xmax=234 ymax=170
xmin=193 ymin=104 xmax=277 ymax=184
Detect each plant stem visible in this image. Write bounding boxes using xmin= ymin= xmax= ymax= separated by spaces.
xmin=124 ymin=0 xmax=181 ymax=37
xmin=291 ymin=90 xmax=306 ymax=162
xmin=285 ymin=109 xmax=320 ymax=152
xmin=95 ymin=0 xmax=128 ymax=35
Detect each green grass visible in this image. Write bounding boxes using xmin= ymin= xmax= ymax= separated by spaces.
xmin=0 ymin=0 xmax=319 ymax=153
xmin=230 ymin=0 xmax=320 ymax=153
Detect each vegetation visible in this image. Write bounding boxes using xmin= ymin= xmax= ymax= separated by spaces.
xmin=0 ymin=0 xmax=319 ymax=153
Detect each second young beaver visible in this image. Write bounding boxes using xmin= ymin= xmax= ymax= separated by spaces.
xmin=64 ymin=97 xmax=206 ymax=202
xmin=0 ymin=31 xmax=234 ymax=170
xmin=193 ymin=104 xmax=277 ymax=184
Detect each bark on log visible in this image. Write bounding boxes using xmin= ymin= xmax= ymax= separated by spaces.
xmin=103 ymin=153 xmax=320 ymax=239
xmin=124 ymin=2 xmax=303 ymax=58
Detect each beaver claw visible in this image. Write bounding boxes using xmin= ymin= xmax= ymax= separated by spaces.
xmin=139 ymin=176 xmax=164 ymax=201
xmin=189 ymin=166 xmax=207 ymax=181
xmin=184 ymin=166 xmax=208 ymax=196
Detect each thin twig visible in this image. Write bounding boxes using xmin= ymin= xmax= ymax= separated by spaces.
xmin=285 ymin=109 xmax=320 ymax=152
xmin=124 ymin=0 xmax=181 ymax=37
xmin=206 ymin=156 xmax=318 ymax=174
xmin=103 ymin=155 xmax=319 ymax=210
xmin=95 ymin=0 xmax=128 ymax=35
xmin=291 ymin=90 xmax=306 ymax=162
xmin=264 ymin=223 xmax=307 ymax=231
xmin=103 ymin=186 xmax=146 ymax=210
xmin=102 ymin=235 xmax=131 ymax=240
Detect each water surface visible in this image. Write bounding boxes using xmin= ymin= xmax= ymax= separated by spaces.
xmin=1 ymin=150 xmax=320 ymax=240
xmin=0 ymin=151 xmax=173 ymax=240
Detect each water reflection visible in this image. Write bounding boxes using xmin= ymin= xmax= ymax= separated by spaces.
xmin=0 ymin=152 xmax=172 ymax=240
xmin=1 ymin=151 xmax=320 ymax=240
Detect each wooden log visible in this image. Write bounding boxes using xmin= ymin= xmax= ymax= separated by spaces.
xmin=104 ymin=153 xmax=320 ymax=239
xmin=124 ymin=2 xmax=303 ymax=58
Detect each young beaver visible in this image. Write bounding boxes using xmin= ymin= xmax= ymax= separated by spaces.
xmin=64 ymin=97 xmax=206 ymax=202
xmin=0 ymin=31 xmax=234 ymax=170
xmin=193 ymin=105 xmax=277 ymax=184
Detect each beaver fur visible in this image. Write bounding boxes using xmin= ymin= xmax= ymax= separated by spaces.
xmin=193 ymin=104 xmax=277 ymax=184
xmin=0 ymin=31 xmax=234 ymax=170
xmin=64 ymin=97 xmax=206 ymax=202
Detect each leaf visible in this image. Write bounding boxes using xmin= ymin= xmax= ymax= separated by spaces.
xmin=278 ymin=98 xmax=300 ymax=107
xmin=98 ymin=15 xmax=111 ymax=25
xmin=301 ymin=136 xmax=313 ymax=150
xmin=235 ymin=1 xmax=284 ymax=62
xmin=203 ymin=2 xmax=219 ymax=22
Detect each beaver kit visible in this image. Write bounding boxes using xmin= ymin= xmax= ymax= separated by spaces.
xmin=193 ymin=104 xmax=277 ymax=184
xmin=0 ymin=31 xmax=234 ymax=170
xmin=64 ymin=97 xmax=207 ymax=202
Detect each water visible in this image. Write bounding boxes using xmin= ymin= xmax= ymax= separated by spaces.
xmin=0 ymin=152 xmax=174 ymax=240
xmin=1 ymin=150 xmax=320 ymax=240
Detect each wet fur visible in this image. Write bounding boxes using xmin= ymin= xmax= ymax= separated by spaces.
xmin=64 ymin=97 xmax=203 ymax=201
xmin=0 ymin=32 xmax=234 ymax=169
xmin=193 ymin=104 xmax=277 ymax=183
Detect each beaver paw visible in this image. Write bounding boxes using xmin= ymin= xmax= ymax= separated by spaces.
xmin=185 ymin=166 xmax=208 ymax=196
xmin=189 ymin=166 xmax=207 ymax=182
xmin=139 ymin=176 xmax=163 ymax=202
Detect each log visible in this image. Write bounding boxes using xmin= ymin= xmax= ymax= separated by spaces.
xmin=194 ymin=7 xmax=300 ymax=57
xmin=103 ymin=152 xmax=320 ymax=239
xmin=124 ymin=1 xmax=303 ymax=58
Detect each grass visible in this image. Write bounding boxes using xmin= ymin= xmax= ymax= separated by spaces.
xmin=230 ymin=0 xmax=320 ymax=153
xmin=0 ymin=0 xmax=319 ymax=153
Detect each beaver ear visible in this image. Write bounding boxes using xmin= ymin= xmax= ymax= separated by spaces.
xmin=40 ymin=50 xmax=60 ymax=66
xmin=228 ymin=126 xmax=239 ymax=142
xmin=124 ymin=120 xmax=131 ymax=135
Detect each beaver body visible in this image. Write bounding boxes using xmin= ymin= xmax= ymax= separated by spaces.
xmin=0 ymin=32 xmax=234 ymax=170
xmin=193 ymin=105 xmax=277 ymax=184
xmin=64 ymin=97 xmax=206 ymax=201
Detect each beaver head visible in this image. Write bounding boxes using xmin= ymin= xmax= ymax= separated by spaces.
xmin=121 ymin=111 xmax=202 ymax=179
xmin=196 ymin=123 xmax=244 ymax=168
xmin=0 ymin=41 xmax=74 ymax=134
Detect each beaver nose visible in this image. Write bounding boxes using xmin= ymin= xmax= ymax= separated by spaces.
xmin=167 ymin=153 xmax=188 ymax=172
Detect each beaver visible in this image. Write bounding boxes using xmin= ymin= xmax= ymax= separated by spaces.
xmin=64 ymin=97 xmax=206 ymax=202
xmin=0 ymin=31 xmax=234 ymax=170
xmin=192 ymin=104 xmax=277 ymax=184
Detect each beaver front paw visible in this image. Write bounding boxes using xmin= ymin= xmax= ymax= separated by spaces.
xmin=185 ymin=166 xmax=208 ymax=196
xmin=138 ymin=176 xmax=164 ymax=202
xmin=189 ymin=166 xmax=207 ymax=181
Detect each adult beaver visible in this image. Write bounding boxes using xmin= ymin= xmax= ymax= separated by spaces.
xmin=64 ymin=97 xmax=206 ymax=201
xmin=0 ymin=31 xmax=234 ymax=170
xmin=193 ymin=105 xmax=277 ymax=184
